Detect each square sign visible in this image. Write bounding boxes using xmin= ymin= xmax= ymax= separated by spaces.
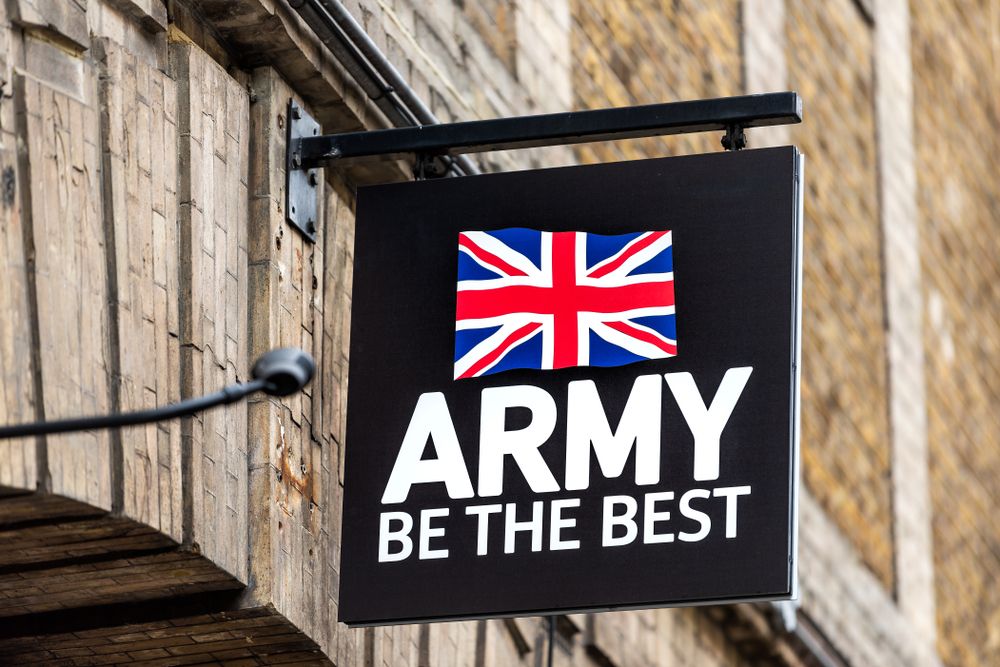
xmin=340 ymin=147 xmax=803 ymax=625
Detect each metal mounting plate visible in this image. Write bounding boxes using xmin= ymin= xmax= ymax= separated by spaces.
xmin=286 ymin=99 xmax=321 ymax=243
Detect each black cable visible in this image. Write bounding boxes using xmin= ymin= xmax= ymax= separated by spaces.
xmin=0 ymin=347 xmax=316 ymax=439
xmin=0 ymin=379 xmax=267 ymax=439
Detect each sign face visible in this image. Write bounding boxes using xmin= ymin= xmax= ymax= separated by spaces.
xmin=340 ymin=147 xmax=803 ymax=626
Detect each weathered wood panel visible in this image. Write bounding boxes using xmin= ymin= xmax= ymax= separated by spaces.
xmin=0 ymin=137 xmax=37 ymax=491
xmin=0 ymin=550 xmax=238 ymax=619
xmin=97 ymin=38 xmax=182 ymax=542
xmin=0 ymin=607 xmax=331 ymax=665
xmin=245 ymin=66 xmax=541 ymax=667
xmin=246 ymin=65 xmax=347 ymax=656
xmin=14 ymin=73 xmax=112 ymax=510
xmin=173 ymin=40 xmax=251 ymax=581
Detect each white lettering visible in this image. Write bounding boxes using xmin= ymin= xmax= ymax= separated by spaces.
xmin=678 ymin=489 xmax=711 ymax=542
xmin=381 ymin=393 xmax=474 ymax=504
xmin=504 ymin=501 xmax=545 ymax=553
xmin=465 ymin=504 xmax=502 ymax=556
xmin=664 ymin=367 xmax=753 ymax=481
xmin=602 ymin=495 xmax=638 ymax=547
xmin=418 ymin=508 xmax=449 ymax=560
xmin=713 ymin=485 xmax=752 ymax=538
xmin=378 ymin=511 xmax=413 ymax=562
xmin=643 ymin=491 xmax=674 ymax=544
xmin=565 ymin=375 xmax=662 ymax=491
xmin=549 ymin=498 xmax=581 ymax=550
xmin=479 ymin=386 xmax=560 ymax=497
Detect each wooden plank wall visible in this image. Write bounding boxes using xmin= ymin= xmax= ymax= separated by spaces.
xmin=0 ymin=0 xmax=255 ymax=583
xmin=246 ymin=66 xmax=350 ymax=658
xmin=0 ymin=0 xmax=37 ymax=491
xmin=97 ymin=38 xmax=183 ymax=542
xmin=174 ymin=41 xmax=252 ymax=581
xmin=13 ymin=72 xmax=112 ymax=510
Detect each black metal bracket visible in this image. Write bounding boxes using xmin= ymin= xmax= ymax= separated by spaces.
xmin=721 ymin=124 xmax=747 ymax=151
xmin=292 ymin=92 xmax=800 ymax=167
xmin=413 ymin=152 xmax=451 ymax=179
xmin=284 ymin=93 xmax=802 ymax=239
xmin=286 ymin=100 xmax=321 ymax=242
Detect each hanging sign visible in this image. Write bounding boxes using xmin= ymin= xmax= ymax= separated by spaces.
xmin=339 ymin=147 xmax=803 ymax=625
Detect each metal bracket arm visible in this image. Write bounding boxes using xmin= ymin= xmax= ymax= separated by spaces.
xmin=294 ymin=92 xmax=801 ymax=167
xmin=283 ymin=92 xmax=802 ymax=242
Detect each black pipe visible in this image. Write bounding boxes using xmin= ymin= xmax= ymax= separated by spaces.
xmin=287 ymin=0 xmax=480 ymax=177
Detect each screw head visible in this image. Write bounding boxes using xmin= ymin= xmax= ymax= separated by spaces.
xmin=308 ymin=172 xmax=318 ymax=187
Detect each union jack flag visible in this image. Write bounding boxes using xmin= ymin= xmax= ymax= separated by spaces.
xmin=454 ymin=228 xmax=676 ymax=379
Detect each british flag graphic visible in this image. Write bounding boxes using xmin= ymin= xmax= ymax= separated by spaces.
xmin=454 ymin=228 xmax=676 ymax=379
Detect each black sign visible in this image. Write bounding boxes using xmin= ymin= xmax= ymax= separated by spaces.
xmin=340 ymin=147 xmax=802 ymax=625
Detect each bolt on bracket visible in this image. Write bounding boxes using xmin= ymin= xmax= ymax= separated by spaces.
xmin=286 ymin=99 xmax=321 ymax=243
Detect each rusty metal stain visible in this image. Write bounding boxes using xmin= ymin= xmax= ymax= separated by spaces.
xmin=281 ymin=442 xmax=311 ymax=496
xmin=275 ymin=416 xmax=312 ymax=521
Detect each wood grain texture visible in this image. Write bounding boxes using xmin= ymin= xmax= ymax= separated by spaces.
xmin=0 ymin=606 xmax=332 ymax=665
xmin=173 ymin=40 xmax=251 ymax=582
xmin=97 ymin=38 xmax=182 ymax=542
xmin=0 ymin=144 xmax=38 ymax=491
xmin=15 ymin=72 xmax=112 ymax=510
xmin=245 ymin=65 xmax=354 ymax=656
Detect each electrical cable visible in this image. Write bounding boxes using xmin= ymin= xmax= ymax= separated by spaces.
xmin=0 ymin=348 xmax=315 ymax=439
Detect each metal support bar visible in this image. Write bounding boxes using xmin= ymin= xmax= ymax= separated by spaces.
xmin=284 ymin=92 xmax=801 ymax=242
xmin=294 ymin=92 xmax=801 ymax=167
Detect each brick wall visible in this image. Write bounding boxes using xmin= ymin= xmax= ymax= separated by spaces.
xmin=457 ymin=0 xmax=516 ymax=74
xmin=786 ymin=0 xmax=895 ymax=590
xmin=571 ymin=0 xmax=742 ymax=162
xmin=911 ymin=2 xmax=1000 ymax=666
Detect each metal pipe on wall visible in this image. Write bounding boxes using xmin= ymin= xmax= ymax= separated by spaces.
xmin=287 ymin=0 xmax=480 ymax=177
